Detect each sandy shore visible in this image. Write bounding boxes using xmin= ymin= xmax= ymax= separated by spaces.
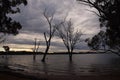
xmin=1 ymin=74 xmax=120 ymax=80
xmin=0 ymin=65 xmax=46 ymax=80
xmin=1 ymin=71 xmax=120 ymax=80
xmin=0 ymin=73 xmax=30 ymax=80
xmin=1 ymin=66 xmax=120 ymax=80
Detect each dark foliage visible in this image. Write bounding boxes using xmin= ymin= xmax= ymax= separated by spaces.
xmin=0 ymin=0 xmax=27 ymax=35
xmin=86 ymin=31 xmax=106 ymax=50
xmin=78 ymin=0 xmax=120 ymax=50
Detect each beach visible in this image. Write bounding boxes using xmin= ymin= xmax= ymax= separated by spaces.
xmin=0 ymin=67 xmax=46 ymax=80
xmin=0 ymin=72 xmax=30 ymax=80
xmin=0 ymin=65 xmax=120 ymax=80
xmin=1 ymin=70 xmax=120 ymax=80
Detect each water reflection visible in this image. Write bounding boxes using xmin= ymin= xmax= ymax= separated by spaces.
xmin=67 ymin=61 xmax=76 ymax=75
xmin=42 ymin=62 xmax=49 ymax=74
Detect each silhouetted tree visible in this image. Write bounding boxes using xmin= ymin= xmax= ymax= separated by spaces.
xmin=41 ymin=9 xmax=57 ymax=62
xmin=78 ymin=0 xmax=120 ymax=53
xmin=56 ymin=19 xmax=83 ymax=61
xmin=33 ymin=38 xmax=40 ymax=60
xmin=3 ymin=46 xmax=9 ymax=52
xmin=86 ymin=31 xmax=106 ymax=50
xmin=33 ymin=38 xmax=40 ymax=52
xmin=0 ymin=0 xmax=27 ymax=42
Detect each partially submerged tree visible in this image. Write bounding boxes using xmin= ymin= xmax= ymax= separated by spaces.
xmin=0 ymin=0 xmax=27 ymax=43
xmin=77 ymin=0 xmax=120 ymax=54
xmin=33 ymin=38 xmax=40 ymax=60
xmin=41 ymin=9 xmax=58 ymax=62
xmin=33 ymin=38 xmax=40 ymax=52
xmin=56 ymin=19 xmax=83 ymax=61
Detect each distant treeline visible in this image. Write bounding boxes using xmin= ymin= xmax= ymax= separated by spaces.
xmin=0 ymin=51 xmax=105 ymax=55
xmin=0 ymin=51 xmax=43 ymax=55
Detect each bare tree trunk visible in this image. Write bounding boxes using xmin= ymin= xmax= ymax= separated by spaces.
xmin=41 ymin=9 xmax=56 ymax=62
xmin=69 ymin=53 xmax=72 ymax=62
xmin=67 ymin=49 xmax=72 ymax=62
xmin=41 ymin=32 xmax=51 ymax=62
xmin=70 ymin=49 xmax=73 ymax=62
xmin=41 ymin=46 xmax=49 ymax=62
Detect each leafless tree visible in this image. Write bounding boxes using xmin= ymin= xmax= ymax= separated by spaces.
xmin=33 ymin=38 xmax=40 ymax=52
xmin=41 ymin=9 xmax=57 ymax=62
xmin=56 ymin=19 xmax=83 ymax=61
xmin=33 ymin=38 xmax=40 ymax=60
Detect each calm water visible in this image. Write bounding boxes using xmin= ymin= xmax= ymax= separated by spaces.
xmin=0 ymin=53 xmax=120 ymax=76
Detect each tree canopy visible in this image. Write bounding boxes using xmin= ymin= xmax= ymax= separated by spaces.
xmin=0 ymin=0 xmax=27 ymax=35
xmin=78 ymin=0 xmax=120 ymax=51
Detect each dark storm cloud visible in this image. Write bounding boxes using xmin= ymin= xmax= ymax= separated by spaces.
xmin=5 ymin=0 xmax=100 ymax=51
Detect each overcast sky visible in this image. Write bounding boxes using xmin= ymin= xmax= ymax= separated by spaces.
xmin=1 ymin=0 xmax=100 ymax=52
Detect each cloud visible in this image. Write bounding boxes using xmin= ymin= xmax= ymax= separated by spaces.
xmin=3 ymin=0 xmax=100 ymax=52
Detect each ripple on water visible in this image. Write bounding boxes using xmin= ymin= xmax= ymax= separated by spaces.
xmin=0 ymin=54 xmax=120 ymax=76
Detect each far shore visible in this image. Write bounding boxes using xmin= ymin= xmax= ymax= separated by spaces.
xmin=0 ymin=51 xmax=106 ymax=55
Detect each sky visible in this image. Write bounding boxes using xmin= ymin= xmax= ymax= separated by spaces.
xmin=0 ymin=0 xmax=100 ymax=52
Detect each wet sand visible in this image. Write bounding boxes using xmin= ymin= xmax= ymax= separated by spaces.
xmin=0 ymin=74 xmax=120 ymax=80
xmin=48 ymin=75 xmax=120 ymax=80
xmin=1 ymin=70 xmax=120 ymax=80
xmin=0 ymin=66 xmax=120 ymax=80
xmin=0 ymin=73 xmax=30 ymax=80
xmin=0 ymin=66 xmax=46 ymax=80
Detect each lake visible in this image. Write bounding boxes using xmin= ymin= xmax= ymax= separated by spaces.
xmin=0 ymin=53 xmax=120 ymax=76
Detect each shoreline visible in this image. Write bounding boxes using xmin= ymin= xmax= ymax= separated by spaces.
xmin=1 ymin=66 xmax=120 ymax=80
xmin=0 ymin=66 xmax=47 ymax=80
xmin=0 ymin=51 xmax=107 ymax=55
